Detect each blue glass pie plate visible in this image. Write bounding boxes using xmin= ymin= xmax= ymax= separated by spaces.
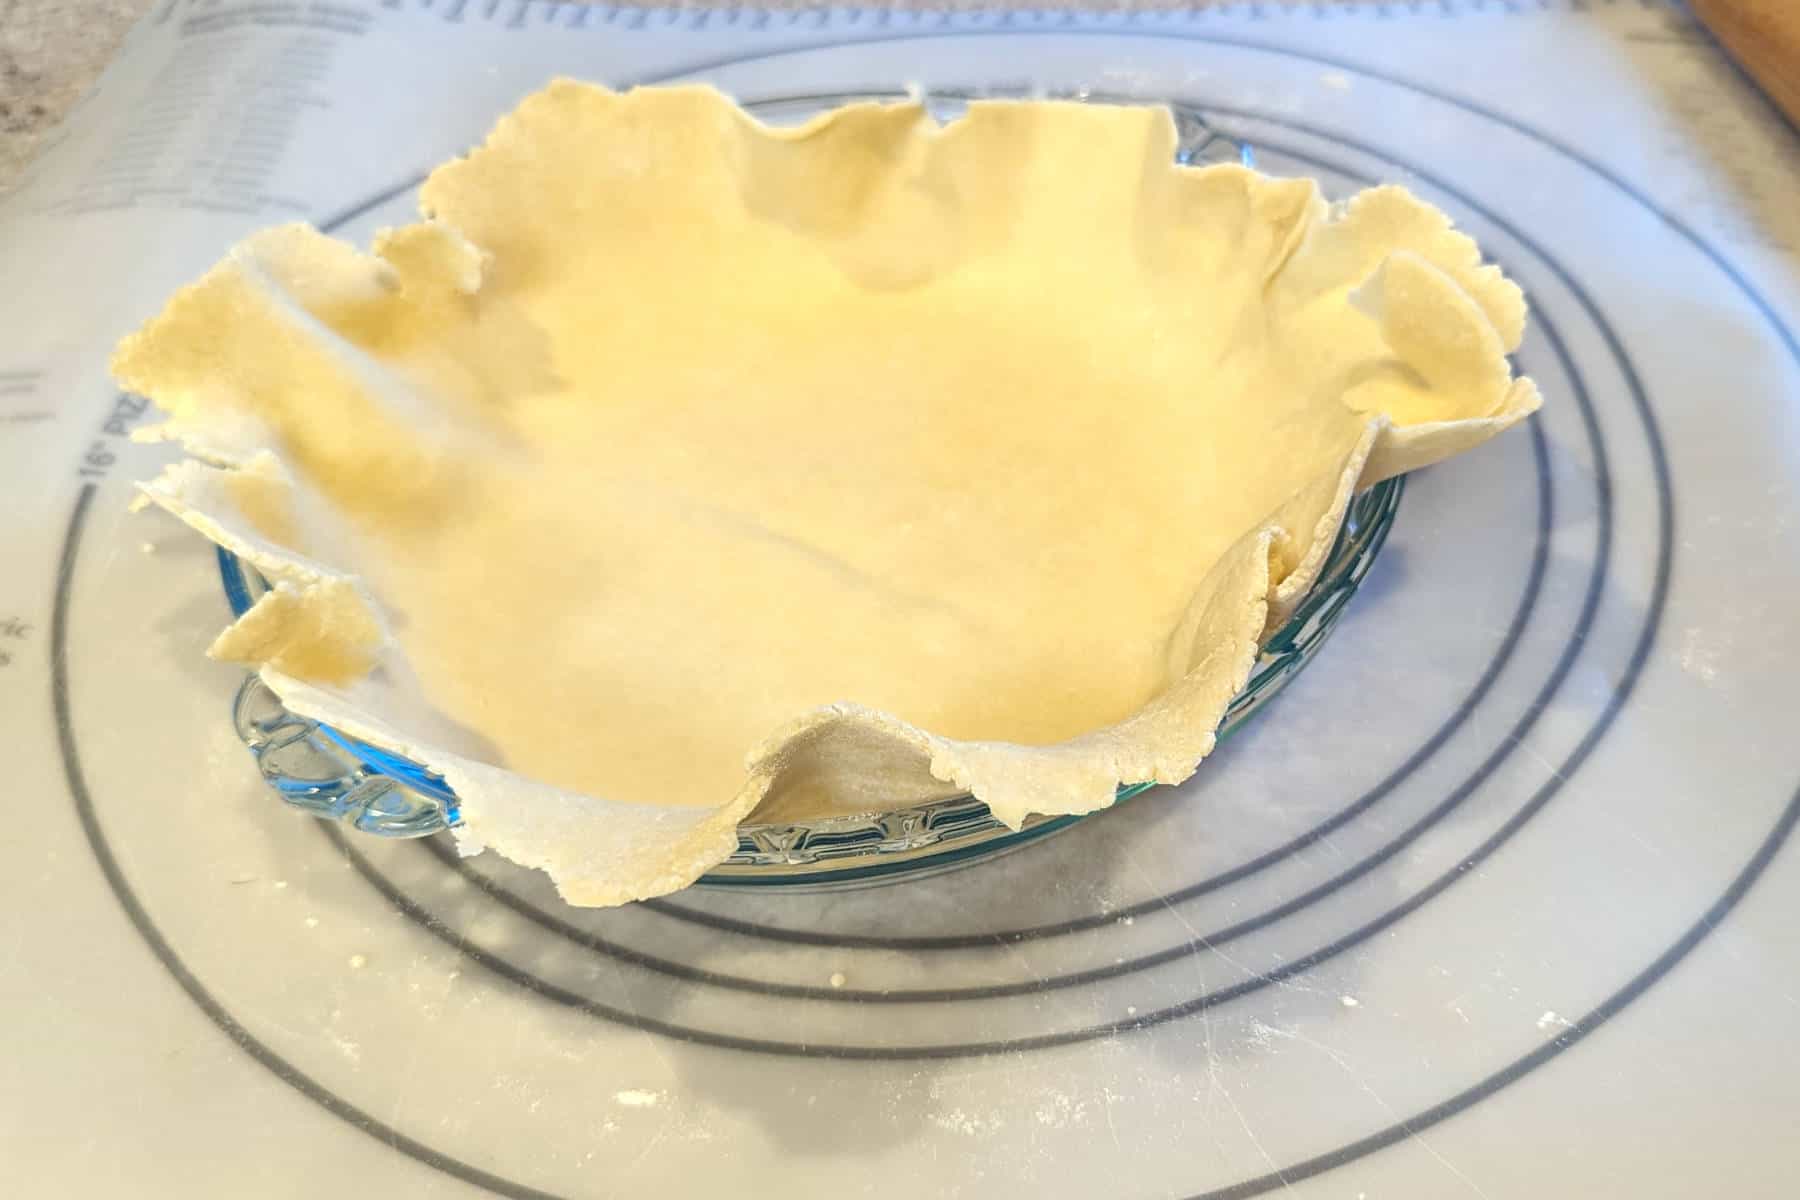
xmin=219 ymin=476 xmax=1401 ymax=886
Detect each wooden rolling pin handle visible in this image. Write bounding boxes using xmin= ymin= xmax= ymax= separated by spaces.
xmin=1690 ymin=0 xmax=1800 ymax=130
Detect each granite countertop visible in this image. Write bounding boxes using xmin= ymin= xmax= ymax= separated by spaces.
xmin=0 ymin=0 xmax=150 ymax=190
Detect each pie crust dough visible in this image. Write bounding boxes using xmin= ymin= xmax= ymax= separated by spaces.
xmin=116 ymin=83 xmax=1540 ymax=905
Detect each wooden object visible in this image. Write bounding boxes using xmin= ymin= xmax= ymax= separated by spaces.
xmin=1690 ymin=0 xmax=1800 ymax=129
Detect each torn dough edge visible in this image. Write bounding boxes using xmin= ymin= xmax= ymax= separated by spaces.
xmin=120 ymin=86 xmax=1544 ymax=906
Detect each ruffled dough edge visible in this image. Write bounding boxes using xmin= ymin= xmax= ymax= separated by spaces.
xmin=118 ymin=84 xmax=1541 ymax=906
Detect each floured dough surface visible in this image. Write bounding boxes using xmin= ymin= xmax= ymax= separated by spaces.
xmin=115 ymin=82 xmax=1540 ymax=906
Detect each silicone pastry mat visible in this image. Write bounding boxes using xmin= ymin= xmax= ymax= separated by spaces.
xmin=5 ymin=2 xmax=1800 ymax=1197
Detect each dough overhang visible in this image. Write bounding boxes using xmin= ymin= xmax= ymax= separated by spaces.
xmin=114 ymin=82 xmax=1541 ymax=907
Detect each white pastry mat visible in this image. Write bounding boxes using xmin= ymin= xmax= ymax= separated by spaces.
xmin=5 ymin=2 xmax=1800 ymax=1196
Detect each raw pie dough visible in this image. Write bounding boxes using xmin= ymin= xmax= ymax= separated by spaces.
xmin=116 ymin=82 xmax=1540 ymax=906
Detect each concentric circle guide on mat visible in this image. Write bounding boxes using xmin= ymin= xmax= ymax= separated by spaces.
xmin=8 ymin=3 xmax=1800 ymax=1198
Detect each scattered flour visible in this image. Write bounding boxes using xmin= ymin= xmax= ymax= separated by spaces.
xmin=931 ymin=1108 xmax=1005 ymax=1136
xmin=614 ymin=1089 xmax=664 ymax=1108
xmin=1034 ymin=1091 xmax=1090 ymax=1128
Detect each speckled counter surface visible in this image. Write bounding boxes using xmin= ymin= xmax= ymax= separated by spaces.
xmin=0 ymin=0 xmax=148 ymax=188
